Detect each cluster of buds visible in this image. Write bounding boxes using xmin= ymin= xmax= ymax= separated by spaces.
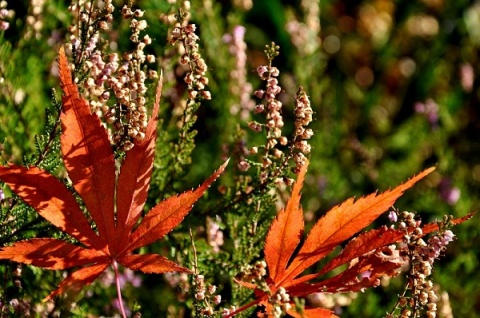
xmin=269 ymin=287 xmax=292 ymax=318
xmin=98 ymin=267 xmax=142 ymax=289
xmin=241 ymin=43 xmax=314 ymax=184
xmin=291 ymin=86 xmax=313 ymax=172
xmin=285 ymin=0 xmax=321 ymax=55
xmin=206 ymin=216 xmax=224 ymax=253
xmin=242 ymin=43 xmax=287 ymax=181
xmin=66 ymin=1 xmax=157 ymax=151
xmin=170 ymin=15 xmax=211 ymax=102
xmin=438 ymin=178 xmax=460 ymax=205
xmin=438 ymin=291 xmax=453 ymax=318
xmin=193 ymin=275 xmax=222 ymax=316
xmin=0 ymin=1 xmax=13 ymax=31
xmin=230 ymin=136 xmax=251 ymax=172
xmin=252 ymin=62 xmax=284 ymax=155
xmin=414 ymin=99 xmax=439 ymax=128
xmin=460 ymin=62 xmax=474 ymax=93
xmin=238 ymin=260 xmax=267 ymax=283
xmin=66 ymin=0 xmax=116 ymax=70
xmin=23 ymin=0 xmax=45 ymax=40
xmin=232 ymin=0 xmax=253 ymax=10
xmin=67 ymin=0 xmax=115 ymax=60
xmin=109 ymin=4 xmax=157 ymax=150
xmin=387 ymin=211 xmax=456 ymax=318
xmin=0 ymin=298 xmax=31 ymax=316
xmin=221 ymin=305 xmax=237 ymax=317
xmin=159 ymin=1 xmax=191 ymax=26
xmin=223 ymin=25 xmax=255 ymax=120
xmin=0 ymin=265 xmax=30 ymax=315
xmin=307 ymin=292 xmax=357 ymax=313
xmin=11 ymin=264 xmax=22 ymax=290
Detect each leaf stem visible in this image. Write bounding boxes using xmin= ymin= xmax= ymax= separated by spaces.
xmin=113 ymin=261 xmax=127 ymax=318
xmin=224 ymin=298 xmax=262 ymax=318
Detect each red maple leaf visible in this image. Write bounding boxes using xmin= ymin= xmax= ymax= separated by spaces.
xmin=0 ymin=47 xmax=228 ymax=301
xmin=229 ymin=161 xmax=472 ymax=317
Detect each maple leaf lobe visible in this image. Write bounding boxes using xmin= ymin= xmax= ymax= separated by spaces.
xmin=234 ymin=165 xmax=443 ymax=317
xmin=0 ymin=48 xmax=228 ymax=302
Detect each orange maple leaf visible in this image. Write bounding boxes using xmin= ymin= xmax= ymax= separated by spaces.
xmin=229 ymin=161 xmax=471 ymax=318
xmin=0 ymin=47 xmax=228 ymax=301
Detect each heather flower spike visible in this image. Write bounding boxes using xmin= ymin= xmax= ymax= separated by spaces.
xmin=0 ymin=47 xmax=228 ymax=301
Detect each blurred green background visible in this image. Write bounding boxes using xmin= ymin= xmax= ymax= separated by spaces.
xmin=1 ymin=0 xmax=479 ymax=317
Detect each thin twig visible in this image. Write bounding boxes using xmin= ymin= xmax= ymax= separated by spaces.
xmin=189 ymin=227 xmax=198 ymax=275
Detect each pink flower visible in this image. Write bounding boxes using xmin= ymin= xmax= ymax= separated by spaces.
xmin=0 ymin=21 xmax=9 ymax=31
xmin=256 ymin=65 xmax=268 ymax=77
xmin=388 ymin=210 xmax=398 ymax=222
